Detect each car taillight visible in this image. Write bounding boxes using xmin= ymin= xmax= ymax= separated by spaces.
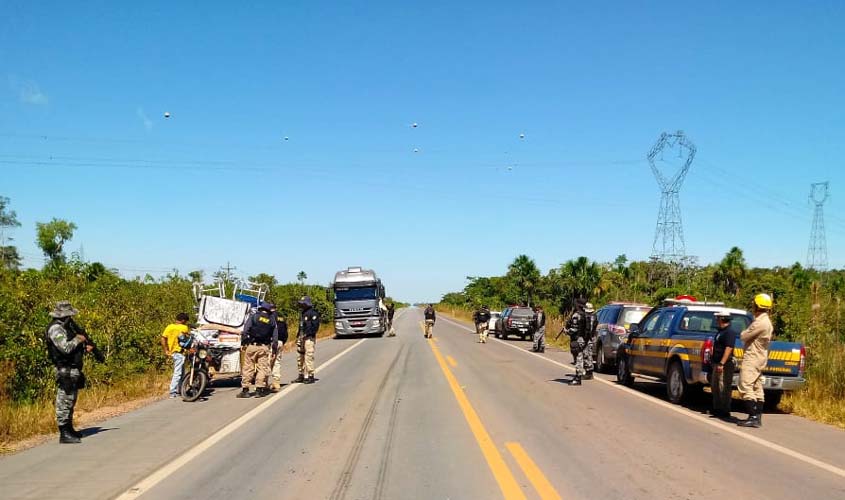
xmin=507 ymin=318 xmax=512 ymax=326
xmin=702 ymin=337 xmax=713 ymax=365
xmin=610 ymin=325 xmax=626 ymax=335
xmin=799 ymin=346 xmax=806 ymax=377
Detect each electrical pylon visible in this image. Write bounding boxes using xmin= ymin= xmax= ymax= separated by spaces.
xmin=807 ymin=182 xmax=829 ymax=271
xmin=646 ymin=130 xmax=697 ymax=263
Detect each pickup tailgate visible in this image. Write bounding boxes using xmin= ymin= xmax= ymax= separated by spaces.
xmin=734 ymin=340 xmax=803 ymax=377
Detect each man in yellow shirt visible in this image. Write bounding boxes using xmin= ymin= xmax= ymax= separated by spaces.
xmin=161 ymin=313 xmax=190 ymax=399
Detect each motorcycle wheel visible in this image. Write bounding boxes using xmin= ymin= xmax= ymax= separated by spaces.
xmin=181 ymin=370 xmax=208 ymax=402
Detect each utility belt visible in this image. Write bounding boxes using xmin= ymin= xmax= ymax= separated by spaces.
xmin=55 ymin=367 xmax=85 ymax=391
xmin=245 ymin=341 xmax=271 ymax=347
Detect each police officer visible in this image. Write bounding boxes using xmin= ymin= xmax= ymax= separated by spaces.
xmin=268 ymin=305 xmax=289 ymax=391
xmin=532 ymin=306 xmax=546 ymax=352
xmin=737 ymin=294 xmax=774 ymax=428
xmin=238 ymin=301 xmax=278 ymax=398
xmin=473 ymin=305 xmax=491 ymax=343
xmin=423 ymin=304 xmax=436 ymax=338
xmin=584 ymin=302 xmax=597 ymax=377
xmin=292 ymin=296 xmax=320 ymax=384
xmin=46 ymin=301 xmax=94 ymax=444
xmin=567 ymin=299 xmax=595 ymax=385
xmin=710 ymin=309 xmax=737 ymax=420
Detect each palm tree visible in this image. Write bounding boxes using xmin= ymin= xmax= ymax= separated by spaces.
xmin=713 ymin=247 xmax=747 ymax=297
xmin=506 ymin=255 xmax=541 ymax=305
xmin=297 ymin=271 xmax=307 ymax=285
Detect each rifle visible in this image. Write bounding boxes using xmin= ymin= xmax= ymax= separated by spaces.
xmin=68 ymin=320 xmax=106 ymax=363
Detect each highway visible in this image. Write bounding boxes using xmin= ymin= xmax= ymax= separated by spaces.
xmin=2 ymin=307 xmax=844 ymax=499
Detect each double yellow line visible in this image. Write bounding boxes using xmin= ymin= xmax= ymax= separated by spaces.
xmin=421 ymin=322 xmax=562 ymax=500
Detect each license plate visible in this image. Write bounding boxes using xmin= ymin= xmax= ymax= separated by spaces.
xmin=519 ymin=328 xmax=527 ymax=332
xmin=351 ymin=321 xmax=365 ymax=327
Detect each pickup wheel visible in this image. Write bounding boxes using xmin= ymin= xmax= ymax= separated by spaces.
xmin=617 ymin=352 xmax=634 ymax=387
xmin=666 ymin=360 xmax=688 ymax=404
xmin=595 ymin=342 xmax=607 ymax=374
xmin=763 ymin=390 xmax=783 ymax=411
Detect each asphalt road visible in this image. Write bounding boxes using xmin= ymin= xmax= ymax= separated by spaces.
xmin=2 ymin=307 xmax=845 ymax=500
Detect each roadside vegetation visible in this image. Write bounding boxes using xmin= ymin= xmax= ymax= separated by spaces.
xmin=438 ymin=251 xmax=845 ymax=429
xmin=0 ymin=197 xmax=354 ymax=451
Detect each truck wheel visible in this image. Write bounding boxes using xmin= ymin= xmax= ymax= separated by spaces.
xmin=666 ymin=360 xmax=688 ymax=404
xmin=617 ymin=353 xmax=634 ymax=387
xmin=595 ymin=342 xmax=607 ymax=374
xmin=763 ymin=391 xmax=783 ymax=411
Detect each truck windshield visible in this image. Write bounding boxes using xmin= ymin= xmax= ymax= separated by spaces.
xmin=335 ymin=287 xmax=378 ymax=301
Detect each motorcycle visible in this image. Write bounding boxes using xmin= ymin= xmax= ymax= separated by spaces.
xmin=178 ymin=333 xmax=210 ymax=402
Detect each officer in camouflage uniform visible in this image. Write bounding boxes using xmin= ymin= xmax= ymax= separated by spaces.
xmin=567 ymin=299 xmax=596 ymax=386
xmin=45 ymin=301 xmax=94 ymax=444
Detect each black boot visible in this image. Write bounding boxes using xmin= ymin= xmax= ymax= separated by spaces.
xmin=59 ymin=424 xmax=81 ymax=444
xmin=255 ymin=387 xmax=270 ymax=398
xmin=304 ymin=375 xmax=315 ymax=385
xmin=68 ymin=417 xmax=83 ymax=439
xmin=757 ymin=400 xmax=764 ymax=427
xmin=569 ymin=376 xmax=582 ymax=386
xmin=738 ymin=400 xmax=760 ymax=428
xmin=236 ymin=388 xmax=252 ymax=398
xmin=291 ymin=374 xmax=305 ymax=384
xmin=583 ymin=371 xmax=594 ymax=380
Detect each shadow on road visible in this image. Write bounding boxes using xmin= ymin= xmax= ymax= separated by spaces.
xmin=80 ymin=426 xmax=116 ymax=438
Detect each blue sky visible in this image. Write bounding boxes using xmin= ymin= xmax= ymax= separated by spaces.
xmin=1 ymin=1 xmax=843 ymax=302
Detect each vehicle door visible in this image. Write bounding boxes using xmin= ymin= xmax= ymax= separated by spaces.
xmin=595 ymin=306 xmax=616 ymax=359
xmin=498 ymin=308 xmax=510 ymax=333
xmin=649 ymin=309 xmax=679 ymax=377
xmin=630 ymin=311 xmax=662 ymax=375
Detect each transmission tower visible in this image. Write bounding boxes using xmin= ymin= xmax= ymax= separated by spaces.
xmin=646 ymin=130 xmax=697 ymax=263
xmin=807 ymin=182 xmax=829 ymax=271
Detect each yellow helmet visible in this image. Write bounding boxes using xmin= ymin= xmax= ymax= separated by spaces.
xmin=753 ymin=293 xmax=773 ymax=310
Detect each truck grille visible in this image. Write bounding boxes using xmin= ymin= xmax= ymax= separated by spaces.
xmin=340 ymin=307 xmax=374 ymax=318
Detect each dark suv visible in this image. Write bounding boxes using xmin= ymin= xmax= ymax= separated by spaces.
xmin=495 ymin=306 xmax=535 ymax=340
xmin=593 ymin=303 xmax=651 ymax=373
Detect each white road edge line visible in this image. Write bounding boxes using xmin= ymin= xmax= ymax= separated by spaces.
xmin=438 ymin=315 xmax=845 ymax=480
xmin=115 ymin=338 xmax=368 ymax=499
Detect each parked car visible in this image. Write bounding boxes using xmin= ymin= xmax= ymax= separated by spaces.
xmin=593 ymin=302 xmax=651 ymax=373
xmin=616 ymin=298 xmax=806 ymax=409
xmin=488 ymin=311 xmax=501 ymax=334
xmin=495 ymin=306 xmax=535 ymax=340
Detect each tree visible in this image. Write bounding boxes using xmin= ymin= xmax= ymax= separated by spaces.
xmin=249 ymin=273 xmax=278 ymax=288
xmin=297 ymin=271 xmax=307 ymax=284
xmin=713 ymin=247 xmax=747 ymax=297
xmin=188 ymin=270 xmax=204 ymax=283
xmin=35 ymin=218 xmax=77 ymax=265
xmin=0 ymin=196 xmax=22 ymax=270
xmin=0 ymin=245 xmax=21 ymax=270
xmin=506 ymin=255 xmax=541 ymax=306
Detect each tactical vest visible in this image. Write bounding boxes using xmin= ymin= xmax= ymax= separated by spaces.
xmin=45 ymin=320 xmax=84 ymax=370
xmin=248 ymin=310 xmax=275 ymax=344
xmin=585 ymin=313 xmax=597 ymax=338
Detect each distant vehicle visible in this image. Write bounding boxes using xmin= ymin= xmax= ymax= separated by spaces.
xmin=593 ymin=302 xmax=651 ymax=373
xmin=616 ymin=298 xmax=806 ymax=409
xmin=330 ymin=267 xmax=387 ymax=337
xmin=495 ymin=306 xmax=535 ymax=340
xmin=488 ymin=311 xmax=501 ymax=334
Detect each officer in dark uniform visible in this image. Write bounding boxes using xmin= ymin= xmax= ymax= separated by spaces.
xmin=45 ymin=301 xmax=95 ymax=444
xmin=473 ymin=305 xmax=491 ymax=343
xmin=532 ymin=306 xmax=546 ymax=352
xmin=567 ymin=299 xmax=596 ymax=385
xmin=423 ymin=304 xmax=436 ymax=338
xmin=387 ymin=302 xmax=396 ymax=337
xmin=268 ymin=305 xmax=289 ymax=391
xmin=711 ymin=310 xmax=737 ymax=419
xmin=238 ymin=301 xmax=278 ymax=398
xmin=292 ymin=296 xmax=320 ymax=384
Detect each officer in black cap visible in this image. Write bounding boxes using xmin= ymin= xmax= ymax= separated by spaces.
xmin=238 ymin=301 xmax=279 ymax=398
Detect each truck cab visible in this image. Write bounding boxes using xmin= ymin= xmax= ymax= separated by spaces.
xmin=331 ymin=267 xmax=387 ymax=337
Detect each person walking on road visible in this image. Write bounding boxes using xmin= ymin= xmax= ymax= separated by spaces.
xmin=238 ymin=301 xmax=279 ymax=398
xmin=737 ymin=294 xmax=774 ymax=428
xmin=473 ymin=305 xmax=491 ymax=343
xmin=46 ymin=301 xmax=95 ymax=444
xmin=292 ymin=296 xmax=320 ymax=385
xmin=268 ymin=306 xmax=289 ymax=392
xmin=424 ymin=304 xmax=436 ymax=338
xmin=710 ymin=310 xmax=737 ymax=420
xmin=532 ymin=306 xmax=546 ymax=353
xmin=567 ymin=299 xmax=595 ymax=385
xmin=161 ymin=312 xmax=191 ymax=399
xmin=387 ymin=302 xmax=396 ymax=337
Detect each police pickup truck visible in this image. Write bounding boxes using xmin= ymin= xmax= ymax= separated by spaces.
xmin=616 ymin=298 xmax=806 ymax=410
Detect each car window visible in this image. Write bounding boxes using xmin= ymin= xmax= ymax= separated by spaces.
xmin=619 ymin=307 xmax=648 ymax=327
xmin=639 ymin=312 xmax=662 ymax=337
xmin=679 ymin=311 xmax=751 ymax=333
xmin=511 ymin=308 xmax=534 ymax=317
xmin=606 ymin=306 xmax=621 ymax=324
xmin=654 ymin=310 xmax=677 ymax=338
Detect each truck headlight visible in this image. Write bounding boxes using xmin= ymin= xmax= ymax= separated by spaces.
xmin=335 ymin=321 xmax=343 ymax=328
xmin=373 ymin=319 xmax=380 ymax=327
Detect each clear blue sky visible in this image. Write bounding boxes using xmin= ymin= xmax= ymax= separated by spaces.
xmin=2 ymin=1 xmax=843 ymax=302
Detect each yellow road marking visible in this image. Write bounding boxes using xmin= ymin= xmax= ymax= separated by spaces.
xmin=505 ymin=442 xmax=562 ymax=500
xmin=423 ymin=323 xmax=526 ymax=500
xmin=447 ymin=355 xmax=458 ymax=368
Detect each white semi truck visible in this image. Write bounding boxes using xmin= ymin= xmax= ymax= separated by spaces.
xmin=330 ymin=267 xmax=386 ymax=337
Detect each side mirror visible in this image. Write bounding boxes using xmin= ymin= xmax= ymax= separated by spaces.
xmin=629 ymin=323 xmax=640 ymax=336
